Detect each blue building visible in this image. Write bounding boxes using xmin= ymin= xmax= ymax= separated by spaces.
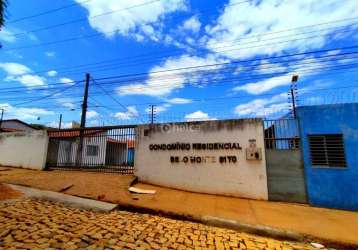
xmin=296 ymin=103 xmax=358 ymax=211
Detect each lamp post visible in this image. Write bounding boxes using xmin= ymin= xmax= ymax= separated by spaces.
xmin=291 ymin=75 xmax=299 ymax=119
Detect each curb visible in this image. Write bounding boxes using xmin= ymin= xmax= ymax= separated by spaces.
xmin=6 ymin=184 xmax=118 ymax=212
xmin=114 ymin=203 xmax=303 ymax=241
xmin=201 ymin=216 xmax=304 ymax=241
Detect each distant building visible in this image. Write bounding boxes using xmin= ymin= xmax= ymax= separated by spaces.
xmin=0 ymin=119 xmax=38 ymax=132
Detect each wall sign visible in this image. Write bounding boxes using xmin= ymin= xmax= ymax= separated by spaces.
xmin=134 ymin=119 xmax=268 ymax=200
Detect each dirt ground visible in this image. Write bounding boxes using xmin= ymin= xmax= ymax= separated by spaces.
xmin=0 ymin=166 xmax=135 ymax=203
xmin=0 ymin=183 xmax=22 ymax=200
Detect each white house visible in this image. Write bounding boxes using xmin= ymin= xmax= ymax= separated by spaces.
xmin=47 ymin=129 xmax=129 ymax=167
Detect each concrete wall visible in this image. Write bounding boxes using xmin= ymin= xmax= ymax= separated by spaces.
xmin=0 ymin=130 xmax=48 ymax=170
xmin=135 ymin=119 xmax=268 ymax=200
xmin=266 ymin=149 xmax=307 ymax=203
xmin=297 ymin=103 xmax=358 ymax=210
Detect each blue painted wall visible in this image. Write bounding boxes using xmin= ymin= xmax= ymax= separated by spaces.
xmin=297 ymin=103 xmax=358 ymax=211
xmin=128 ymin=148 xmax=134 ymax=165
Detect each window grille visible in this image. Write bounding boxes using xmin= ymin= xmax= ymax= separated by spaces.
xmin=308 ymin=134 xmax=346 ymax=167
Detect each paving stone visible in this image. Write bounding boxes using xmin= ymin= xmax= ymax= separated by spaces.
xmin=0 ymin=199 xmax=315 ymax=250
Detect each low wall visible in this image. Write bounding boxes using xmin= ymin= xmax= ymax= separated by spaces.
xmin=0 ymin=130 xmax=49 ymax=170
xmin=135 ymin=119 xmax=268 ymax=200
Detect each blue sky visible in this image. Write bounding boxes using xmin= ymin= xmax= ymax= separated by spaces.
xmin=1 ymin=0 xmax=358 ymax=127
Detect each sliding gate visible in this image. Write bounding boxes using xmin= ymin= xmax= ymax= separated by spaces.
xmin=264 ymin=119 xmax=307 ymax=203
xmin=46 ymin=125 xmax=136 ymax=174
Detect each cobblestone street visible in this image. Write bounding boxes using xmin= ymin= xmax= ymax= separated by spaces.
xmin=0 ymin=199 xmax=318 ymax=250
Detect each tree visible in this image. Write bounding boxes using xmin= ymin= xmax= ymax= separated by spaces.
xmin=0 ymin=0 xmax=7 ymax=28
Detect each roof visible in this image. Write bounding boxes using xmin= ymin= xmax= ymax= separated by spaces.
xmin=0 ymin=128 xmax=22 ymax=133
xmin=1 ymin=119 xmax=38 ymax=130
xmin=48 ymin=130 xmax=106 ymax=138
xmin=106 ymin=138 xmax=135 ymax=148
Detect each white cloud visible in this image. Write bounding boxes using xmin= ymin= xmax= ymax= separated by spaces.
xmin=233 ymin=55 xmax=333 ymax=94
xmin=167 ymin=97 xmax=192 ymax=104
xmin=114 ymin=106 xmax=139 ymax=120
xmin=233 ymin=74 xmax=290 ymax=94
xmin=45 ymin=52 xmax=56 ymax=57
xmin=59 ymin=77 xmax=75 ymax=85
xmin=75 ymin=0 xmax=187 ymax=41
xmin=0 ymin=28 xmax=17 ymax=43
xmin=185 ymin=110 xmax=215 ymax=121
xmin=46 ymin=121 xmax=72 ymax=129
xmin=0 ymin=62 xmax=47 ymax=87
xmin=5 ymin=74 xmax=46 ymax=87
xmin=56 ymin=98 xmax=76 ymax=110
xmin=0 ymin=62 xmax=31 ymax=75
xmin=0 ymin=103 xmax=54 ymax=121
xmin=206 ymin=0 xmax=358 ymax=59
xmin=117 ymin=54 xmax=223 ymax=97
xmin=47 ymin=70 xmax=58 ymax=77
xmin=181 ymin=16 xmax=201 ymax=32
xmin=234 ymin=93 xmax=288 ymax=117
xmin=87 ymin=110 xmax=99 ymax=119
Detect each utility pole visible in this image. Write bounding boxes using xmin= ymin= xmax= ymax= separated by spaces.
xmin=290 ymin=75 xmax=299 ymax=119
xmin=0 ymin=108 xmax=4 ymax=129
xmin=80 ymin=73 xmax=90 ymax=128
xmin=58 ymin=114 xmax=62 ymax=129
xmin=76 ymin=73 xmax=90 ymax=166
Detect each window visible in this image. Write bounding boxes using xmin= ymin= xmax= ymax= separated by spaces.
xmin=308 ymin=134 xmax=346 ymax=167
xmin=87 ymin=145 xmax=99 ymax=156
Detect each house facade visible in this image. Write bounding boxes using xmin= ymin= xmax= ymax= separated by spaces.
xmin=47 ymin=130 xmax=129 ymax=167
xmin=297 ymin=103 xmax=358 ymax=211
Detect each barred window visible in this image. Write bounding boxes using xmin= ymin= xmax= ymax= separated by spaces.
xmin=87 ymin=145 xmax=99 ymax=156
xmin=308 ymin=134 xmax=346 ymax=167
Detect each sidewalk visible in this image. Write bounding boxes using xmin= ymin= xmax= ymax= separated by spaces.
xmin=1 ymin=166 xmax=357 ymax=247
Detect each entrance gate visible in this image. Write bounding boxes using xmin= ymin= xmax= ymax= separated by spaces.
xmin=264 ymin=119 xmax=307 ymax=203
xmin=46 ymin=125 xmax=136 ymax=174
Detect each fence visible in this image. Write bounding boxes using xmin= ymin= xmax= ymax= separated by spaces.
xmin=264 ymin=119 xmax=300 ymax=149
xmin=46 ymin=125 xmax=136 ymax=174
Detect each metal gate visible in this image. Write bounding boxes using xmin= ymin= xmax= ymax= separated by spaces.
xmin=46 ymin=125 xmax=136 ymax=174
xmin=264 ymin=119 xmax=307 ymax=203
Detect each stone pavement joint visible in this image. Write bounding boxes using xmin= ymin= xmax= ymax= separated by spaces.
xmin=0 ymin=199 xmax=318 ymax=250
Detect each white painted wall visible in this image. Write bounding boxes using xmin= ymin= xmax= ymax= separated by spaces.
xmin=0 ymin=130 xmax=48 ymax=170
xmin=57 ymin=132 xmax=107 ymax=166
xmin=135 ymin=119 xmax=268 ymax=200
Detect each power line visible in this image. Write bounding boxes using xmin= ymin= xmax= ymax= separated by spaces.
xmin=11 ymin=0 xmax=161 ymax=37
xmin=12 ymin=80 xmax=83 ymax=107
xmin=1 ymin=45 xmax=356 ymax=94
xmin=87 ymin=84 xmax=358 ymax=108
xmin=26 ymin=23 xmax=358 ymax=78
xmin=90 ymin=45 xmax=358 ymax=82
xmin=6 ymin=0 xmax=92 ymax=24
xmin=0 ymin=49 xmax=357 ymax=96
xmin=93 ymin=61 xmax=358 ymax=92
xmin=91 ymin=77 xmax=146 ymax=123
xmin=4 ymin=16 xmax=358 ymax=55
